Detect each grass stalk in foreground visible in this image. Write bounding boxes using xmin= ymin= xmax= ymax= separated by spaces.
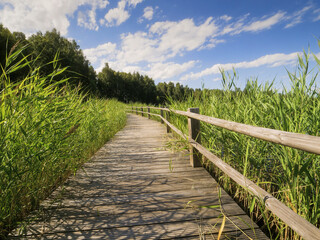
xmin=0 ymin=46 xmax=127 ymax=237
xmin=166 ymin=48 xmax=320 ymax=239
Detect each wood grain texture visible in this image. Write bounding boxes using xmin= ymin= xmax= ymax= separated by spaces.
xmin=10 ymin=114 xmax=268 ymax=240
xmin=188 ymin=108 xmax=202 ymax=167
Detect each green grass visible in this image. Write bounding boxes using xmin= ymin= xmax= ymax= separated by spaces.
xmin=0 ymin=46 xmax=127 ymax=237
xmin=161 ymin=49 xmax=320 ymax=239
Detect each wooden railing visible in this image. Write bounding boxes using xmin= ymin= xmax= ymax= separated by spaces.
xmin=128 ymin=106 xmax=320 ymax=240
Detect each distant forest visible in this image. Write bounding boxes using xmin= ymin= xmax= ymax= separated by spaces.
xmin=0 ymin=24 xmax=217 ymax=104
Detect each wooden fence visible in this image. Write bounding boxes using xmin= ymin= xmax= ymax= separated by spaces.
xmin=128 ymin=106 xmax=320 ymax=240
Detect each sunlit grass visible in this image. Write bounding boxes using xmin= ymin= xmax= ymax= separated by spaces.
xmin=0 ymin=46 xmax=127 ymax=237
xmin=164 ymin=48 xmax=320 ymax=239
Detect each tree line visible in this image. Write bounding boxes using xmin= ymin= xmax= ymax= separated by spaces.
xmin=0 ymin=24 xmax=201 ymax=104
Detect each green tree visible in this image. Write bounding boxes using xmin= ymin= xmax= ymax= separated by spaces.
xmin=28 ymin=29 xmax=97 ymax=94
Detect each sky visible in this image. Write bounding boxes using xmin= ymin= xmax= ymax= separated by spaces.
xmin=1 ymin=0 xmax=320 ymax=90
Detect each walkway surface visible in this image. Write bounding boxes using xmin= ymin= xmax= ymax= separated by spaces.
xmin=11 ymin=114 xmax=268 ymax=239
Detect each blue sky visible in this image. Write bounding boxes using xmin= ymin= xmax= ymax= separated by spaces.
xmin=1 ymin=0 xmax=320 ymax=89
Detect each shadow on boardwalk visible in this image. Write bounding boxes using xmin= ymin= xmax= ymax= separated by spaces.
xmin=10 ymin=114 xmax=268 ymax=239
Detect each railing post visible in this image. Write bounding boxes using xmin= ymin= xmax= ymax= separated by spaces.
xmin=131 ymin=106 xmax=133 ymax=112
xmin=160 ymin=107 xmax=164 ymax=124
xmin=136 ymin=107 xmax=137 ymax=115
xmin=188 ymin=108 xmax=202 ymax=167
xmin=165 ymin=108 xmax=170 ymax=133
xmin=141 ymin=107 xmax=143 ymax=117
xmin=148 ymin=107 xmax=150 ymax=119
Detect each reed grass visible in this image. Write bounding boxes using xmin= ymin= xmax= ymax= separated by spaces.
xmin=0 ymin=46 xmax=127 ymax=237
xmin=163 ymin=49 xmax=320 ymax=239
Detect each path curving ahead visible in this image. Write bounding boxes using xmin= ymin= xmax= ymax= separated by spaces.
xmin=10 ymin=114 xmax=268 ymax=239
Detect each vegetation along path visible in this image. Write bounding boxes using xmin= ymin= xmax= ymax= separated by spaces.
xmin=10 ymin=114 xmax=268 ymax=239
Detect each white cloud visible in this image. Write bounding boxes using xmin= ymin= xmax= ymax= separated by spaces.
xmin=221 ymin=12 xmax=286 ymax=36
xmin=103 ymin=0 xmax=130 ymax=27
xmin=220 ymin=13 xmax=250 ymax=35
xmin=78 ymin=9 xmax=98 ymax=30
xmin=0 ymin=0 xmax=109 ymax=35
xmin=143 ymin=6 xmax=154 ymax=21
xmin=313 ymin=8 xmax=320 ymax=22
xmin=83 ymin=42 xmax=117 ymax=64
xmin=285 ymin=5 xmax=312 ymax=28
xmin=199 ymin=39 xmax=225 ymax=50
xmin=108 ymin=61 xmax=142 ymax=73
xmin=242 ymin=11 xmax=286 ymax=32
xmin=102 ymin=0 xmax=143 ymax=27
xmin=146 ymin=61 xmax=197 ymax=80
xmin=220 ymin=15 xmax=232 ymax=22
xmin=127 ymin=0 xmax=143 ymax=7
xmin=150 ymin=18 xmax=218 ymax=60
xmin=182 ymin=52 xmax=301 ymax=80
xmin=109 ymin=17 xmax=218 ymax=66
xmin=118 ymin=31 xmax=162 ymax=63
xmin=77 ymin=0 xmax=109 ymax=31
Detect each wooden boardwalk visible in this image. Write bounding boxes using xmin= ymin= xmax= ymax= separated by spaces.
xmin=11 ymin=114 xmax=268 ymax=239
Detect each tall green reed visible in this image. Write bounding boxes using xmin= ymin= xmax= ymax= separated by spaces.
xmin=0 ymin=46 xmax=126 ymax=237
xmin=166 ymin=48 xmax=320 ymax=239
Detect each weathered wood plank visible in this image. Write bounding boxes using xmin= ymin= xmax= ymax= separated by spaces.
xmin=49 ymin=179 xmax=219 ymax=198
xmin=11 ymin=215 xmax=266 ymax=240
xmin=29 ymin=196 xmax=238 ymax=220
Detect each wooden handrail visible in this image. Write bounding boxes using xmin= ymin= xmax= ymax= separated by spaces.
xmin=128 ymin=107 xmax=320 ymax=240
xmin=129 ymin=106 xmax=320 ymax=155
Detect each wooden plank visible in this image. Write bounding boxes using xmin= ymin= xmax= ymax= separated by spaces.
xmin=11 ymin=215 xmax=267 ymax=239
xmin=30 ymin=195 xmax=238 ymax=220
xmin=14 ymin=207 xmax=250 ymax=235
xmin=49 ymin=182 xmax=220 ymax=199
xmin=43 ymin=187 xmax=224 ymax=209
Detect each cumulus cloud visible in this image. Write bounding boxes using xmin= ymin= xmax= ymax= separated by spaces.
xmin=84 ymin=17 xmax=216 ymax=79
xmin=83 ymin=42 xmax=117 ymax=64
xmin=103 ymin=17 xmax=218 ymax=66
xmin=181 ymin=52 xmax=301 ymax=80
xmin=77 ymin=0 xmax=109 ymax=30
xmin=142 ymin=6 xmax=154 ymax=21
xmin=0 ymin=0 xmax=109 ymax=35
xmin=146 ymin=61 xmax=197 ymax=80
xmin=127 ymin=0 xmax=143 ymax=7
xmin=220 ymin=15 xmax=232 ymax=22
xmin=104 ymin=6 xmax=130 ymax=26
xmin=102 ymin=0 xmax=143 ymax=27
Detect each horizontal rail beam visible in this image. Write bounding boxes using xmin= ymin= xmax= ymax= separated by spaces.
xmin=172 ymin=110 xmax=320 ymax=155
xmin=129 ymin=107 xmax=320 ymax=154
xmin=128 ymin=106 xmax=170 ymax=112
